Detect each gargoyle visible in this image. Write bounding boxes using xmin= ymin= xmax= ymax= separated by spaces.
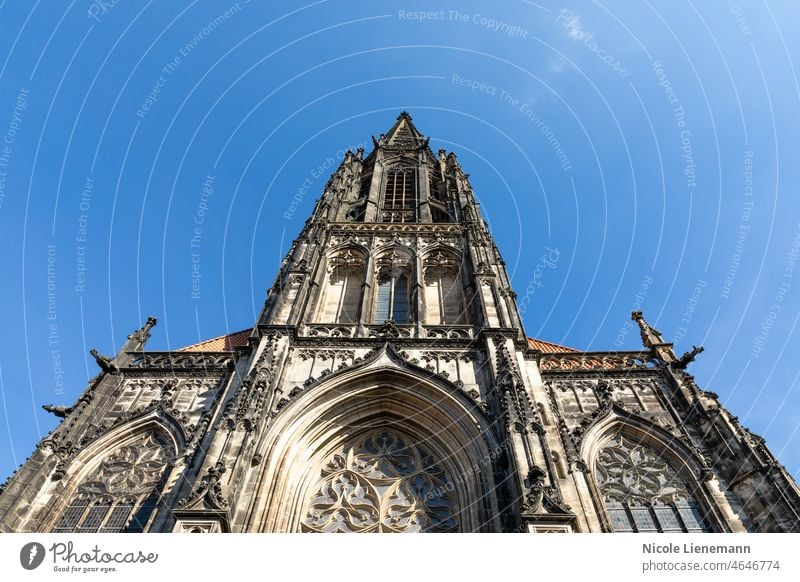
xmin=90 ymin=349 xmax=119 ymax=374
xmin=42 ymin=404 xmax=74 ymax=418
xmin=672 ymin=345 xmax=704 ymax=370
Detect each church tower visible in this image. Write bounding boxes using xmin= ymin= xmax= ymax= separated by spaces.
xmin=2 ymin=113 xmax=799 ymax=533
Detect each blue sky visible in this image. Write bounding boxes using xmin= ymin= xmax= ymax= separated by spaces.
xmin=1 ymin=1 xmax=800 ymax=484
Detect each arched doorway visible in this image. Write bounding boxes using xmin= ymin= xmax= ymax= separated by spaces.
xmin=238 ymin=360 xmax=505 ymax=532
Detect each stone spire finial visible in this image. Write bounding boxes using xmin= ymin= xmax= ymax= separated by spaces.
xmin=631 ymin=310 xmax=665 ymax=348
xmin=127 ymin=316 xmax=158 ymax=344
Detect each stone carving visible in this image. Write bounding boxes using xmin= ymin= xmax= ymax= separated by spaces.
xmin=297 ymin=349 xmax=355 ymax=361
xmin=539 ymin=352 xmax=657 ymax=372
xmin=425 ymin=326 xmax=472 ymax=339
xmin=127 ymin=353 xmax=232 ymax=369
xmin=522 ymin=466 xmax=546 ymax=513
xmin=368 ymin=321 xmax=411 ymax=339
xmin=302 ymin=429 xmax=458 ymax=532
xmin=53 ymin=433 xmax=172 ymax=532
xmin=42 ymin=404 xmax=74 ymax=418
xmin=596 ymin=436 xmax=691 ymax=505
xmin=307 ymin=325 xmax=355 ymax=338
xmin=672 ymin=346 xmax=704 ymax=370
xmin=179 ymin=462 xmax=228 ymax=511
xmin=494 ymin=343 xmax=539 ymax=434
xmin=90 ymin=349 xmax=119 ymax=374
xmin=631 ymin=310 xmax=665 ymax=348
xmin=127 ymin=316 xmax=158 ymax=344
xmin=595 ymin=436 xmax=711 ymax=532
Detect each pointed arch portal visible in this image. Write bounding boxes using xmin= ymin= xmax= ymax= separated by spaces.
xmin=239 ymin=358 xmax=505 ymax=532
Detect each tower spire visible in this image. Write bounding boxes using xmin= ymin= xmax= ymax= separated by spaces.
xmin=375 ymin=111 xmax=428 ymax=150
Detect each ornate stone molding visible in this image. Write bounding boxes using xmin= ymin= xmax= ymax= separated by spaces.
xmin=178 ymin=462 xmax=228 ymax=511
xmin=539 ymin=352 xmax=659 ymax=373
xmin=126 ymin=352 xmax=233 ymax=370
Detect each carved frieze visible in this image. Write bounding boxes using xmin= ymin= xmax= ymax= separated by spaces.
xmin=126 ymin=352 xmax=233 ymax=370
xmin=539 ymin=352 xmax=658 ymax=372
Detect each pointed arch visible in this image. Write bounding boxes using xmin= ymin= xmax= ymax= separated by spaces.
xmin=379 ymin=161 xmax=418 ymax=222
xmin=44 ymin=415 xmax=184 ymax=533
xmin=420 ymin=247 xmax=468 ymax=325
xmin=580 ymin=414 xmax=719 ymax=533
xmin=318 ymin=247 xmax=367 ymax=324
xmin=238 ymin=351 xmax=505 ymax=532
xmin=372 ymin=247 xmax=414 ymax=324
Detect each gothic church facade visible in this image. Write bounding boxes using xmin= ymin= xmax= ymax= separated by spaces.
xmin=2 ymin=113 xmax=799 ymax=533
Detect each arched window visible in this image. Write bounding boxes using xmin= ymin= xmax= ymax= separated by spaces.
xmin=301 ymin=429 xmax=458 ymax=532
xmin=53 ymin=433 xmax=173 ymax=533
xmin=319 ymin=250 xmax=365 ymax=324
xmin=374 ymin=270 xmax=409 ymax=323
xmin=373 ymin=250 xmax=412 ymax=324
xmin=423 ymin=252 xmax=466 ymax=325
xmin=381 ymin=167 xmax=416 ymax=222
xmin=428 ymin=166 xmax=454 ymax=223
xmin=595 ymin=435 xmax=712 ymax=533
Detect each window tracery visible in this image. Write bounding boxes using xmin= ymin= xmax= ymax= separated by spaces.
xmin=53 ymin=433 xmax=173 ymax=533
xmin=423 ymin=251 xmax=466 ymax=325
xmin=595 ymin=435 xmax=711 ymax=532
xmin=319 ymin=250 xmax=365 ymax=324
xmin=373 ymin=250 xmax=412 ymax=324
xmin=301 ymin=429 xmax=458 ymax=532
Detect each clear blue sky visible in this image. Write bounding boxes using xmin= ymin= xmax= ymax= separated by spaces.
xmin=1 ymin=1 xmax=799 ymax=484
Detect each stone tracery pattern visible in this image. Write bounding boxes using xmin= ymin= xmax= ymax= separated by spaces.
xmin=301 ymin=430 xmax=458 ymax=532
xmin=595 ymin=436 xmax=710 ymax=532
xmin=597 ymin=436 xmax=689 ymax=504
xmin=53 ymin=433 xmax=172 ymax=533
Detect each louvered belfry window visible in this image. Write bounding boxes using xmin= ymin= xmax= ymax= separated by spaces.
xmin=382 ymin=168 xmax=416 ymax=222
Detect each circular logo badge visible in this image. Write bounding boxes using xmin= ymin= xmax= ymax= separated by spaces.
xmin=20 ymin=542 xmax=46 ymax=570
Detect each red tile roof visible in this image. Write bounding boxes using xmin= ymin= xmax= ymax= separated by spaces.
xmin=177 ymin=329 xmax=252 ymax=352
xmin=527 ymin=337 xmax=577 ymax=353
